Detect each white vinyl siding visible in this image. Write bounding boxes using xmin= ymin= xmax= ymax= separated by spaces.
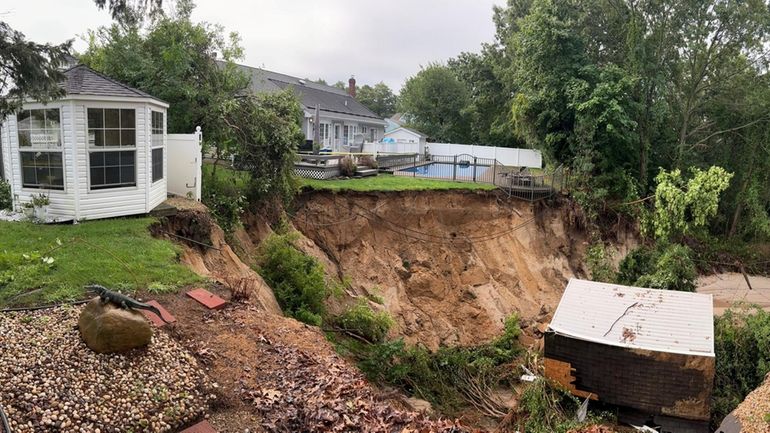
xmin=1 ymin=103 xmax=76 ymax=218
xmin=148 ymin=107 xmax=167 ymax=210
xmin=0 ymin=98 xmax=168 ymax=221
xmin=77 ymin=102 xmax=150 ymax=220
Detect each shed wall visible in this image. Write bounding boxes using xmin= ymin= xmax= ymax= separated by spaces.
xmin=544 ymin=332 xmax=715 ymax=421
xmin=1 ymin=100 xmax=167 ymax=221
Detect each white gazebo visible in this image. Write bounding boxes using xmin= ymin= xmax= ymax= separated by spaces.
xmin=0 ymin=65 xmax=169 ymax=221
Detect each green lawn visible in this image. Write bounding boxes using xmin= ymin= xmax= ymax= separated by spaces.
xmin=300 ymin=174 xmax=497 ymax=192
xmin=0 ymin=217 xmax=201 ymax=307
xmin=203 ymin=162 xmax=495 ymax=193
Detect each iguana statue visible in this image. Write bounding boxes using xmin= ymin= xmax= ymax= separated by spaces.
xmin=85 ymin=285 xmax=170 ymax=324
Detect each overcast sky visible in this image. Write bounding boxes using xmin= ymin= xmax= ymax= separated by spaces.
xmin=2 ymin=0 xmax=504 ymax=91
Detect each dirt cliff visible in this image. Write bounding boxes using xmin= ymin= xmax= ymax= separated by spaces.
xmin=288 ymin=190 xmax=632 ymax=349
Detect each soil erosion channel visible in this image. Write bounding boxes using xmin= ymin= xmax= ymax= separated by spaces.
xmin=289 ymin=190 xmax=631 ymax=349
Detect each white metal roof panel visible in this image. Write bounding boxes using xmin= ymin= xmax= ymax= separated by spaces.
xmin=548 ymin=278 xmax=714 ymax=357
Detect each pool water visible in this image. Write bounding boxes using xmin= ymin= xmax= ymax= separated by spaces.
xmin=400 ymin=162 xmax=489 ymax=178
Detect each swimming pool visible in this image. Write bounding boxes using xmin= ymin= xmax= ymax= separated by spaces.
xmin=399 ymin=162 xmax=490 ymax=178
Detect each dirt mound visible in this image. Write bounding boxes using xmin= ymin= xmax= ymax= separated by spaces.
xmin=151 ymin=208 xmax=281 ymax=315
xmin=157 ymin=292 xmax=475 ymax=433
xmin=697 ymin=272 xmax=770 ymax=314
xmin=289 ymin=190 xmax=630 ymax=349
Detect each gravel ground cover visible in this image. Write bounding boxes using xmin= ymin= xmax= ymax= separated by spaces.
xmin=0 ymin=306 xmax=214 ymax=433
xmin=733 ymin=373 xmax=770 ymax=433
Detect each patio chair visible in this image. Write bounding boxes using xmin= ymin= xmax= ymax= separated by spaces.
xmin=341 ymin=133 xmax=366 ymax=153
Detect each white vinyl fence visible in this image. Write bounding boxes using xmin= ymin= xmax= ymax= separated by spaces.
xmin=362 ymin=141 xmax=542 ymax=168
xmin=427 ymin=143 xmax=542 ymax=168
xmin=167 ymin=127 xmax=203 ymax=201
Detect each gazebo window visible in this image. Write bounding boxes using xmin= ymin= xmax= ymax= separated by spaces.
xmin=17 ymin=108 xmax=64 ymax=190
xmin=151 ymin=111 xmax=164 ymax=182
xmin=87 ymin=108 xmax=136 ymax=189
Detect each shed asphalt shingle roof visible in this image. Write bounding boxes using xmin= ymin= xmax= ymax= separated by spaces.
xmin=232 ymin=63 xmax=383 ymax=122
xmin=548 ymin=278 xmax=715 ymax=356
xmin=60 ymin=65 xmax=163 ymax=101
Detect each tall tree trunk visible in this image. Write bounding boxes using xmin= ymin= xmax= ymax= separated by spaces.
xmin=729 ymin=163 xmax=754 ymax=238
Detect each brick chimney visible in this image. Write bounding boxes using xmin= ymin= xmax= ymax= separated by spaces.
xmin=348 ymin=76 xmax=356 ymax=98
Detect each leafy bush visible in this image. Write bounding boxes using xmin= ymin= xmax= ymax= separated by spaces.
xmin=618 ymin=243 xmax=696 ymax=291
xmin=339 ymin=156 xmax=356 ymax=177
xmin=358 ymin=155 xmax=378 ymax=169
xmin=516 ymin=378 xmax=585 ymax=433
xmin=202 ymin=168 xmax=246 ymax=233
xmin=346 ymin=314 xmax=523 ymax=414
xmin=712 ymin=308 xmax=770 ymax=426
xmin=330 ymin=300 xmax=394 ymax=343
xmin=647 ymin=166 xmax=733 ymax=241
xmin=0 ymin=180 xmax=11 ymax=210
xmin=586 ymin=242 xmax=615 ymax=283
xmin=257 ymin=232 xmax=329 ymax=325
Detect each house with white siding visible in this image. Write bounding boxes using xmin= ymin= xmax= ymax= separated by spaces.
xmin=0 ymin=65 xmax=168 ymax=221
xmin=233 ymin=63 xmax=386 ymax=151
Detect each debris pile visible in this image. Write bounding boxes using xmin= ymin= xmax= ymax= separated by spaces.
xmin=568 ymin=426 xmax=618 ymax=433
xmin=0 ymin=307 xmax=214 ymax=433
xmin=244 ymin=341 xmax=469 ymax=432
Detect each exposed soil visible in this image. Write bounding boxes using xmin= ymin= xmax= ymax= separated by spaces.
xmin=149 ymin=195 xmax=638 ymax=432
xmin=287 ymin=190 xmax=635 ymax=349
xmin=696 ymin=272 xmax=770 ymax=314
xmin=151 ymin=209 xmax=281 ymax=315
xmin=155 ymin=289 xmax=475 ymax=433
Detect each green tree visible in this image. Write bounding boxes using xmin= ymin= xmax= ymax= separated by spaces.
xmin=80 ymin=1 xmax=248 ymax=158
xmin=0 ymin=22 xmax=72 ymax=119
xmin=219 ymin=90 xmax=305 ymax=205
xmin=398 ymin=64 xmax=472 ymax=143
xmin=356 ymin=82 xmax=397 ymax=118
xmin=93 ymin=0 xmax=163 ymax=26
xmin=448 ymin=50 xmax=519 ymax=147
xmin=648 ymin=166 xmax=734 ymax=242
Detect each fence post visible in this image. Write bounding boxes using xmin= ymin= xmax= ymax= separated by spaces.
xmin=453 ymin=155 xmax=457 ymax=181
xmin=473 ymin=157 xmax=477 ymax=182
xmin=413 ymin=154 xmax=416 ymax=177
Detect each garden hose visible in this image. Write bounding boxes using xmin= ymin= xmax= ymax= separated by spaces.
xmin=0 ymin=403 xmax=11 ymax=433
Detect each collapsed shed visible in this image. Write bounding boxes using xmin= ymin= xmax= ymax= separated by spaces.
xmin=545 ymin=279 xmax=715 ymax=431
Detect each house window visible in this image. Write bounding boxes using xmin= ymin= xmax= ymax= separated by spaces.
xmin=152 ymin=148 xmax=163 ymax=182
xmin=17 ymin=109 xmax=61 ymax=148
xmin=343 ymin=125 xmax=349 ymax=146
xmin=88 ymin=108 xmax=136 ymax=189
xmin=21 ymin=152 xmax=64 ymax=190
xmin=318 ymin=123 xmax=330 ymax=141
xmin=151 ymin=111 xmax=164 ymax=183
xmin=370 ymin=128 xmax=377 ymax=142
xmin=17 ymin=108 xmax=64 ymax=189
xmin=89 ymin=151 xmax=135 ymax=189
xmin=151 ymin=111 xmax=164 ymax=147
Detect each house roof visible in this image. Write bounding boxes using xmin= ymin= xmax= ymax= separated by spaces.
xmin=389 ymin=113 xmax=407 ymax=125
xmin=232 ymin=63 xmax=384 ymax=123
xmin=60 ymin=65 xmax=165 ymax=103
xmin=385 ymin=126 xmax=427 ymax=138
xmin=548 ymin=279 xmax=714 ymax=357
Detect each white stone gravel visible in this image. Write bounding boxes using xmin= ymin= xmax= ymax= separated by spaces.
xmin=0 ymin=306 xmax=215 ymax=433
xmin=0 ymin=210 xmax=26 ymax=223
